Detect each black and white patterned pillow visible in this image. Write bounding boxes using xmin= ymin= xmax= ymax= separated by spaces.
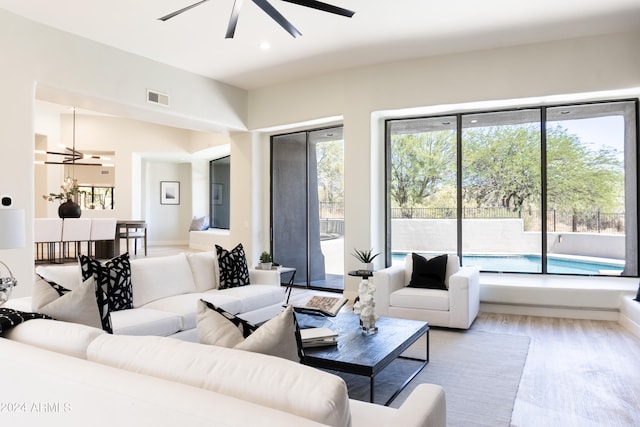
xmin=216 ymin=244 xmax=251 ymax=289
xmin=38 ymin=274 xmax=112 ymax=334
xmin=79 ymin=253 xmax=133 ymax=312
xmin=0 ymin=308 xmax=52 ymax=334
xmin=199 ymin=299 xmax=257 ymax=338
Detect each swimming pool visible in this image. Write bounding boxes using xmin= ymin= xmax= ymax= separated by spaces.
xmin=392 ymin=253 xmax=625 ymax=275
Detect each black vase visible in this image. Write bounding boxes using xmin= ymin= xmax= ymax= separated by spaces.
xmin=58 ymin=200 xmax=81 ymax=218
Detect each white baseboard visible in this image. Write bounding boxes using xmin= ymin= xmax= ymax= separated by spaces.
xmin=619 ymin=314 xmax=640 ymax=339
xmin=480 ymin=302 xmax=619 ymax=321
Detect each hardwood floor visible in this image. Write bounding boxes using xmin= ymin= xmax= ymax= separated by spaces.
xmin=473 ymin=312 xmax=640 ymax=427
xmin=292 ymin=287 xmax=640 ymax=427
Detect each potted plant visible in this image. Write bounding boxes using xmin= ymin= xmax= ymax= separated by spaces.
xmin=352 ymin=248 xmax=379 ymax=271
xmin=43 ymin=178 xmax=84 ymax=218
xmin=259 ymin=251 xmax=273 ymax=270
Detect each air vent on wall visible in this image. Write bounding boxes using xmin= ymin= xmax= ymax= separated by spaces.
xmin=147 ymin=89 xmax=170 ymax=107
xmin=100 ymin=170 xmax=110 ymax=175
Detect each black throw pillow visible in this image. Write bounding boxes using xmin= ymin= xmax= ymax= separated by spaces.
xmin=79 ymin=253 xmax=133 ymax=312
xmin=0 ymin=308 xmax=52 ymax=334
xmin=408 ymin=253 xmax=448 ymax=290
xmin=216 ymin=243 xmax=251 ymax=289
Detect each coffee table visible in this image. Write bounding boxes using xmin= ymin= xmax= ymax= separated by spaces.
xmin=297 ymin=312 xmax=429 ymax=406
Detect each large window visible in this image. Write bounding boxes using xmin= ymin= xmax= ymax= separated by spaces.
xmin=386 ymin=100 xmax=638 ymax=276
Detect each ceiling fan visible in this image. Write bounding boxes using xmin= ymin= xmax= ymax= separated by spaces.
xmin=158 ymin=0 xmax=355 ymax=38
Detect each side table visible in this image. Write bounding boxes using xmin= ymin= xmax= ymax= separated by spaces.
xmin=278 ymin=266 xmax=296 ymax=303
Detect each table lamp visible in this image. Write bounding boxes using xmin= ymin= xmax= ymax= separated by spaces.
xmin=0 ymin=208 xmax=25 ymax=306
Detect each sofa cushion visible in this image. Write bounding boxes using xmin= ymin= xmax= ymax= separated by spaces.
xmin=110 ymin=308 xmax=182 ymax=336
xmin=2 ymin=318 xmax=104 ymax=359
xmin=409 ymin=253 xmax=448 ymax=290
xmin=216 ymin=243 xmax=250 ymax=289
xmin=34 ymin=276 xmax=112 ymax=333
xmin=79 ymin=253 xmax=133 ymax=312
xmin=186 ymin=251 xmax=220 ymax=292
xmin=211 ymin=284 xmax=284 ymax=314
xmin=390 ymin=287 xmax=450 ymax=311
xmin=130 ymin=253 xmax=197 ymax=307
xmin=87 ymin=334 xmax=351 ymax=427
xmin=142 ymin=293 xmax=242 ymax=331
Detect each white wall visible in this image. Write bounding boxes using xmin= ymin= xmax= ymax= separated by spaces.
xmin=0 ymin=9 xmax=247 ymax=298
xmin=143 ymin=161 xmax=193 ymax=245
xmin=248 ymin=31 xmax=640 ymax=299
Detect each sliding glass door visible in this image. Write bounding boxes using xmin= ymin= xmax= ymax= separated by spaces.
xmin=271 ymin=126 xmax=344 ymax=290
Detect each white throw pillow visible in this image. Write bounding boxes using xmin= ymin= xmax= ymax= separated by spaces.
xmin=35 ymin=276 xmax=104 ymax=330
xmin=197 ymin=301 xmax=301 ymax=362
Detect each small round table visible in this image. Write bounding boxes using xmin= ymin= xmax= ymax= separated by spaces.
xmin=348 ymin=270 xmax=374 ymax=279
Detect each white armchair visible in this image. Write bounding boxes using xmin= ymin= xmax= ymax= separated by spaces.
xmin=374 ymin=254 xmax=480 ymax=329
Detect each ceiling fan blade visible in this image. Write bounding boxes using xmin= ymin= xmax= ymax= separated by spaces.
xmin=281 ymin=0 xmax=355 ymax=18
xmin=225 ymin=0 xmax=244 ymax=38
xmin=252 ymin=0 xmax=302 ymax=37
xmin=158 ymin=0 xmax=211 ymax=21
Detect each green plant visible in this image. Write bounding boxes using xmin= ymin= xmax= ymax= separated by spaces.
xmin=42 ymin=178 xmax=84 ymax=203
xmin=352 ymin=248 xmax=379 ymax=264
xmin=260 ymin=251 xmax=273 ymax=263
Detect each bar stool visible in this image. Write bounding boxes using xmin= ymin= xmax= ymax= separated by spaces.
xmin=118 ymin=222 xmax=147 ymax=256
xmin=89 ymin=218 xmax=117 ymax=257
xmin=34 ymin=218 xmax=63 ymax=263
xmin=61 ymin=218 xmax=92 ymax=260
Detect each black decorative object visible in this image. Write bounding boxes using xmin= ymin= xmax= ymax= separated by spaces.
xmin=634 ymin=282 xmax=640 ymax=302
xmin=158 ymin=0 xmax=355 ymax=39
xmin=58 ymin=200 xmax=81 ymax=218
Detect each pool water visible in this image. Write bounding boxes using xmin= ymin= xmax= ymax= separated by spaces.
xmin=393 ymin=253 xmax=624 ymax=275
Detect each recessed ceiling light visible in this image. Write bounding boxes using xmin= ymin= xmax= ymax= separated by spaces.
xmin=470 ymin=119 xmax=479 ymax=124
xmin=259 ymin=41 xmax=271 ymax=51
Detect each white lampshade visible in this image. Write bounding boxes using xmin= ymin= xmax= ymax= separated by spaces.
xmin=0 ymin=209 xmax=25 ymax=250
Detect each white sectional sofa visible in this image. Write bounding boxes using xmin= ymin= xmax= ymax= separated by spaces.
xmin=33 ymin=251 xmax=285 ymax=340
xmin=0 ymin=319 xmax=447 ymax=427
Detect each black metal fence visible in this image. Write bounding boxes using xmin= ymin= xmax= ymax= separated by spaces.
xmin=319 ymin=203 xmax=624 ymax=234
xmin=391 ymin=206 xmax=625 ymax=234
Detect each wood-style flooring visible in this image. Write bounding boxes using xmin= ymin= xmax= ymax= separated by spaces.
xmin=292 ymin=288 xmax=640 ymax=427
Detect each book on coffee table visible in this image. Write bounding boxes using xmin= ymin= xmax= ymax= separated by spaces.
xmin=299 ymin=327 xmax=338 ymax=348
xmin=293 ymin=295 xmax=348 ymax=317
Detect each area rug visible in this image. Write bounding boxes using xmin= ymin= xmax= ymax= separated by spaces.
xmin=332 ymin=329 xmax=530 ymax=427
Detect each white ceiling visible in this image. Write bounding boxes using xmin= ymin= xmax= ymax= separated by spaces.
xmin=2 ymin=0 xmax=640 ymax=90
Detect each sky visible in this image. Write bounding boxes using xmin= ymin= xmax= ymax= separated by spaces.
xmin=556 ymin=116 xmax=625 ymax=157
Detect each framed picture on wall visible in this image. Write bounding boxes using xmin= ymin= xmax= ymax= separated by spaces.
xmin=213 ymin=183 xmax=223 ymax=205
xmin=161 ymin=181 xmax=180 ymax=205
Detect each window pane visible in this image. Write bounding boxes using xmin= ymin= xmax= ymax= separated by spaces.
xmin=310 ymin=127 xmax=344 ymax=291
xmin=546 ymin=102 xmax=632 ymax=275
xmin=210 ymin=156 xmax=230 ymax=229
xmin=461 ymin=110 xmax=542 ymax=272
xmin=388 ymin=116 xmax=457 ymax=264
